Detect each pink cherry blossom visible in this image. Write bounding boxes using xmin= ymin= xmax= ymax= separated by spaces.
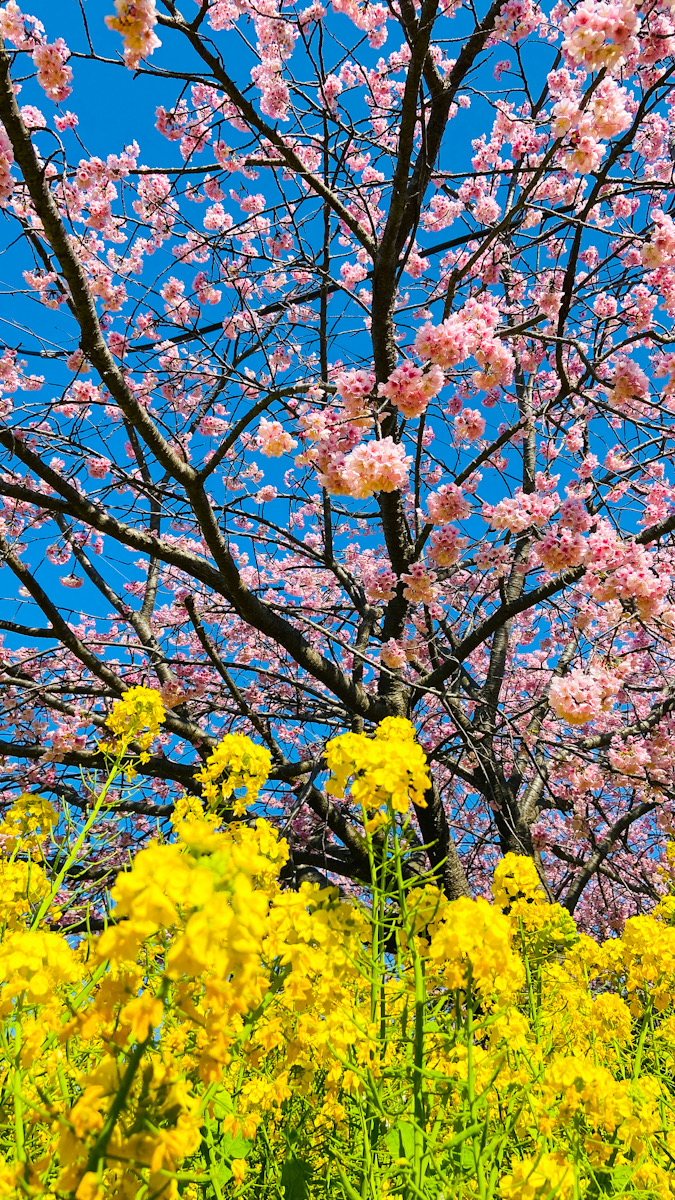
xmin=486 ymin=490 xmax=559 ymax=534
xmin=454 ymin=408 xmax=486 ymax=444
xmin=334 ymin=368 xmax=375 ymax=417
xmin=560 ymin=0 xmax=640 ymax=73
xmin=549 ymin=665 xmax=623 ymax=725
xmin=86 ymin=457 xmax=111 ymax=480
xmin=379 ymin=361 xmax=444 ymax=419
xmin=380 ymin=638 xmax=407 ymax=668
xmin=32 ymin=39 xmax=72 ymax=102
xmin=327 ymin=437 xmax=411 ymax=498
xmin=401 ymin=560 xmax=438 ymax=605
xmin=427 ymin=483 xmax=471 ymax=524
xmin=257 ymin=417 xmax=297 ymax=457
xmin=428 ymin=525 xmax=468 ymax=567
xmin=105 ymin=0 xmax=161 ymax=68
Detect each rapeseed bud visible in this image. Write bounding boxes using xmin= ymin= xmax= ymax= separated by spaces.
xmin=0 ymin=858 xmax=49 ymax=928
xmin=609 ymin=912 xmax=675 ymax=1013
xmin=0 ymin=928 xmax=79 ymax=1013
xmin=493 ymin=852 xmax=579 ymax=963
xmin=493 ymin=852 xmax=545 ymax=908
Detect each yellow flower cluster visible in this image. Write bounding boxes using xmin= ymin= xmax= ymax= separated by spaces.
xmin=105 ymin=685 xmax=166 ymax=754
xmin=500 ymin=1151 xmax=574 ymax=1200
xmin=604 ymin=911 xmax=675 ymax=1014
xmin=0 ymin=858 xmax=49 ymax=929
xmin=0 ymin=927 xmax=79 ymax=1016
xmin=493 ymin=852 xmax=579 ymax=962
xmin=426 ymin=895 xmax=524 ymax=999
xmin=2 ymin=720 xmax=675 ymax=1199
xmin=0 ymin=792 xmax=57 ymax=855
xmin=325 ymin=716 xmax=430 ymax=831
xmin=195 ymin=733 xmax=272 ymax=816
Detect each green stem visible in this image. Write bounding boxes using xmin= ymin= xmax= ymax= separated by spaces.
xmin=31 ymin=752 xmax=125 ymax=929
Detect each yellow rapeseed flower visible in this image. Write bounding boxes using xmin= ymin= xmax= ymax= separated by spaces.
xmin=500 ymin=1151 xmax=575 ymax=1200
xmin=105 ymin=685 xmax=166 ymax=754
xmin=325 ymin=717 xmax=430 ymax=818
xmin=195 ymin=733 xmax=271 ymax=815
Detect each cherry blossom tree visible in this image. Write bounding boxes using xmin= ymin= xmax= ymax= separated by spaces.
xmin=1 ymin=0 xmax=675 ymax=932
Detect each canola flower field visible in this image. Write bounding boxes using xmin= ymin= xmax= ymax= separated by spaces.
xmin=2 ymin=690 xmax=675 ymax=1198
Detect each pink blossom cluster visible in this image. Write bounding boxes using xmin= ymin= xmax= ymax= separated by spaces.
xmin=454 ymin=408 xmax=486 ymax=443
xmin=105 ymin=0 xmax=161 ymax=69
xmin=491 ymin=0 xmax=543 ymax=45
xmin=415 ymin=297 xmax=500 ymax=369
xmin=622 ymin=285 xmax=656 ymax=334
xmin=160 ymin=277 xmax=198 ymax=327
xmin=401 ymin=560 xmax=438 ymax=605
xmin=534 ymin=526 xmax=588 ymax=572
xmin=23 ymin=268 xmax=65 ymax=310
xmin=320 ymin=73 xmax=343 ymax=112
xmin=0 ymin=3 xmax=72 ymax=100
xmin=194 ymin=272 xmax=222 ymax=307
xmin=198 ymin=415 xmax=230 ymax=438
xmin=421 ymin=193 xmax=462 ymax=232
xmin=199 ymin=0 xmax=245 ymax=31
xmin=334 ymin=368 xmax=375 ymax=418
xmin=472 ymin=340 xmax=515 ymax=390
xmin=340 ymin=259 xmax=368 ymax=288
xmin=586 ymin=522 xmax=671 ymax=620
xmin=249 ymin=13 xmax=298 ymax=121
xmin=295 ymin=405 xmax=363 ymax=488
xmin=560 ymin=0 xmax=640 ymax=73
xmin=40 ymin=721 xmax=88 ymax=762
xmin=357 ymin=551 xmax=397 ymax=602
xmin=641 ymin=209 xmax=675 ymax=269
xmin=326 ymin=437 xmax=411 ymax=499
xmin=552 ymin=78 xmax=631 ymax=177
xmin=60 ymin=574 xmax=84 ymax=590
xmin=427 ymin=483 xmax=471 ymax=524
xmin=54 ymin=379 xmax=101 ymax=420
xmin=0 ymin=0 xmax=44 ymax=47
xmin=549 ymin=664 xmax=623 ymax=725
xmin=380 ymin=638 xmax=408 ymax=668
xmin=46 ymin=542 xmax=72 ymax=566
xmin=415 ymin=297 xmax=514 ymax=393
xmin=485 ymin=489 xmax=560 ymax=534
xmin=607 ymin=355 xmax=651 ymax=417
xmin=428 ymin=525 xmax=468 ymax=567
xmin=86 ymin=457 xmax=111 ymax=480
xmin=133 ymin=174 xmax=179 ymax=239
xmin=331 ymin=0 xmax=389 ymax=49
xmin=32 ymin=38 xmax=72 ymax=101
xmin=0 ymin=350 xmax=23 ymax=399
xmin=257 ymin=417 xmax=297 ymax=457
xmin=379 ymin=361 xmax=444 ymax=419
xmin=559 ymin=497 xmax=593 ymax=533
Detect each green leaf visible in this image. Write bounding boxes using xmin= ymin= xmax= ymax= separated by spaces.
xmin=211 ymin=1090 xmax=234 ymax=1121
xmin=210 ymin=1162 xmax=233 ymax=1187
xmin=218 ymin=1129 xmax=252 ymax=1160
xmin=384 ymin=1121 xmax=416 ymax=1161
xmin=281 ymin=1154 xmax=312 ymax=1199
